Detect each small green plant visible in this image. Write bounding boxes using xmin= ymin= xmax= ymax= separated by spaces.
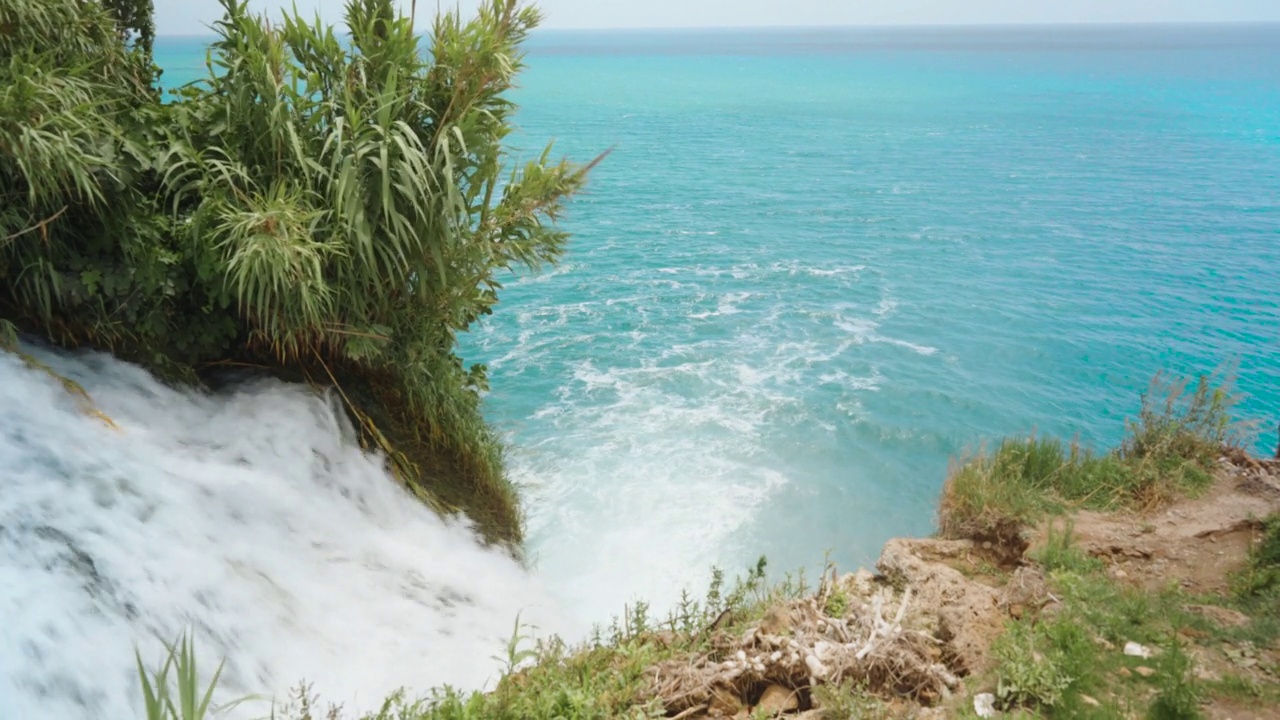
xmin=1120 ymin=372 xmax=1243 ymax=507
xmin=492 ymin=612 xmax=539 ymax=676
xmin=824 ymin=586 xmax=849 ymax=618
xmin=1147 ymin=635 xmax=1202 ymax=720
xmin=810 ymin=681 xmax=889 ymax=720
xmin=1032 ymin=519 xmax=1104 ymax=575
xmin=1234 ymin=513 xmax=1280 ymax=601
xmin=818 ymin=556 xmax=850 ymax=618
xmin=992 ymin=620 xmax=1075 ymax=710
xmin=135 ymin=631 xmax=242 ymax=720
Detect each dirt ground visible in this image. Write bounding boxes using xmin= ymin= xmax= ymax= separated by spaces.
xmin=1059 ymin=456 xmax=1280 ymax=597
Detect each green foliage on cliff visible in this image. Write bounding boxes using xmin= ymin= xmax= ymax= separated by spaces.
xmin=0 ymin=0 xmax=596 ymax=543
xmin=1236 ymin=513 xmax=1280 ymax=604
xmin=939 ymin=372 xmax=1242 ymax=544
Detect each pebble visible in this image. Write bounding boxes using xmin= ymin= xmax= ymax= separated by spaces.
xmin=1123 ymin=641 xmax=1154 ymax=658
xmin=973 ymin=693 xmax=997 ymax=718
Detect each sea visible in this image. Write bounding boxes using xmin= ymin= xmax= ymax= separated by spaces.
xmin=3 ymin=23 xmax=1278 ymax=719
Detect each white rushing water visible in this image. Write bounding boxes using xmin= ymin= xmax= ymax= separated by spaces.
xmin=0 ymin=345 xmax=569 ymax=719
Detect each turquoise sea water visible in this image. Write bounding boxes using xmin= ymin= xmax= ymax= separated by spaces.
xmin=156 ymin=25 xmax=1280 ymax=621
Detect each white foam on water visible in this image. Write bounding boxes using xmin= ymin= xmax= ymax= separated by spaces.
xmin=507 ymin=345 xmax=808 ymax=622
xmin=799 ymin=264 xmax=868 ymax=278
xmin=0 ymin=347 xmax=568 ymax=720
xmin=462 ymin=255 xmax=915 ymax=626
xmin=688 ymin=291 xmax=753 ymax=319
xmin=835 ymin=316 xmax=938 ymax=357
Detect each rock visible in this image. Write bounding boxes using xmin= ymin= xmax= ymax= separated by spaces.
xmin=710 ymin=685 xmax=745 ymax=717
xmin=1117 ymin=667 xmax=1133 ymax=678
xmin=1003 ymin=566 xmax=1050 ymax=610
xmin=843 ymin=569 xmax=879 ymax=600
xmin=1081 ymin=694 xmax=1101 ymax=707
xmin=759 ymin=606 xmax=795 ymax=636
xmin=1185 ymin=604 xmax=1251 ymax=628
xmin=803 ymin=653 xmax=828 ymax=681
xmin=973 ymin=692 xmax=997 ymax=718
xmin=1135 ymin=666 xmax=1156 ymax=678
xmin=756 ymin=684 xmax=799 ymax=715
xmin=1123 ymin=641 xmax=1154 ymax=658
xmin=877 ymin=538 xmax=1005 ymax=674
xmin=1194 ymin=665 xmax=1221 ymax=682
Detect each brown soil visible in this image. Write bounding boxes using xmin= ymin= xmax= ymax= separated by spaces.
xmin=1041 ymin=458 xmax=1280 ymax=596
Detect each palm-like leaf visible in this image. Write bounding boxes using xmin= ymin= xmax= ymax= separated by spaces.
xmin=2 ymin=0 xmax=597 ymax=544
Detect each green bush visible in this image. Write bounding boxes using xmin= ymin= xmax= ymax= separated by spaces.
xmin=1 ymin=0 xmax=599 ymax=544
xmin=992 ymin=620 xmax=1076 ymax=711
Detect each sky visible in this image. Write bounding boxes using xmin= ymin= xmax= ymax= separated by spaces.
xmin=155 ymin=0 xmax=1280 ymax=36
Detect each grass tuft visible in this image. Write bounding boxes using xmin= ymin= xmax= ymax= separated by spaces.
xmin=940 ymin=372 xmax=1242 ymax=544
xmin=135 ymin=631 xmax=245 ymax=720
xmin=1032 ymin=519 xmax=1105 ymax=575
xmin=1148 ymin=636 xmax=1202 ymax=720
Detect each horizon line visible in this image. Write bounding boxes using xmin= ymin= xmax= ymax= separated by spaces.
xmin=154 ymin=18 xmax=1280 ymax=38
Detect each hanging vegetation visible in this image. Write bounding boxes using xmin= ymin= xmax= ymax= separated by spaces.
xmin=0 ymin=0 xmax=598 ymax=546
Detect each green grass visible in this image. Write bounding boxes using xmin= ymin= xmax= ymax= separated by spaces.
xmin=1233 ymin=513 xmax=1280 ymax=602
xmin=940 ymin=372 xmax=1242 ymax=544
xmin=976 ymin=516 xmax=1280 ymax=720
xmin=1030 ymin=520 xmax=1104 ymax=575
xmin=135 ymin=632 xmax=247 ymax=720
xmin=984 ymin=568 xmax=1197 ymax=718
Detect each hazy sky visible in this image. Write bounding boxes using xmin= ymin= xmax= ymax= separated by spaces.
xmin=156 ymin=0 xmax=1280 ymax=36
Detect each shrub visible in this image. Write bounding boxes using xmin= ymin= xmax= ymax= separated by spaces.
xmin=992 ymin=620 xmax=1076 ymax=711
xmin=938 ymin=436 xmax=1127 ymax=546
xmin=1 ymin=0 xmax=600 ymax=544
xmin=1119 ymin=372 xmax=1242 ymax=508
xmin=1148 ymin=636 xmax=1202 ymax=720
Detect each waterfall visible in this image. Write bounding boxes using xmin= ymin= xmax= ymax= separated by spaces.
xmin=0 ymin=345 xmax=567 ymax=719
